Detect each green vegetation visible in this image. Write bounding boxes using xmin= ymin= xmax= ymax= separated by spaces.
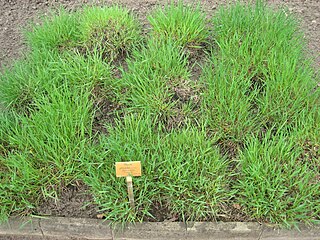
xmin=0 ymin=1 xmax=319 ymax=227
xmin=24 ymin=8 xmax=79 ymax=52
xmin=78 ymin=6 xmax=142 ymax=60
xmin=148 ymin=1 xmax=208 ymax=48
xmin=84 ymin=114 xmax=230 ymax=222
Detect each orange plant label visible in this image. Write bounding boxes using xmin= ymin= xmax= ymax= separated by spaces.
xmin=115 ymin=161 xmax=141 ymax=177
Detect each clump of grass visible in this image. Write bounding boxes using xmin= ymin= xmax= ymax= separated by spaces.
xmin=0 ymin=83 xmax=95 ymax=220
xmin=49 ymin=50 xmax=113 ymax=88
xmin=0 ymin=26 xmax=113 ymax=221
xmin=212 ymin=0 xmax=318 ymax=132
xmin=207 ymin=0 xmax=320 ymax=226
xmin=24 ymin=8 xmax=79 ymax=52
xmin=0 ymin=49 xmax=112 ymax=114
xmin=83 ymin=113 xmax=231 ymax=222
xmin=25 ymin=5 xmax=142 ymax=60
xmin=0 ymin=152 xmax=44 ymax=221
xmin=116 ymin=37 xmax=200 ymax=129
xmin=82 ymin=114 xmax=160 ymax=222
xmin=235 ymin=131 xmax=320 ymax=226
xmin=200 ymin=55 xmax=258 ymax=145
xmin=148 ymin=1 xmax=208 ymax=48
xmin=78 ymin=6 xmax=142 ymax=60
xmin=0 ymin=50 xmax=57 ymax=113
xmin=119 ymin=38 xmax=189 ymax=112
xmin=155 ymin=126 xmax=231 ymax=221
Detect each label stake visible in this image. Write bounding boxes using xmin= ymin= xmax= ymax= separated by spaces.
xmin=126 ymin=176 xmax=135 ymax=209
xmin=115 ymin=161 xmax=141 ymax=209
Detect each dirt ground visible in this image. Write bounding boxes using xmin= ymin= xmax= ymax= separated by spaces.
xmin=0 ymin=0 xmax=319 ymax=219
xmin=0 ymin=0 xmax=319 ymax=69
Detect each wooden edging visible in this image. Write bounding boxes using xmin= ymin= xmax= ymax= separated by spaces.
xmin=0 ymin=217 xmax=319 ymax=240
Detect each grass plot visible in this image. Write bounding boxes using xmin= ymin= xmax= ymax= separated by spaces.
xmin=0 ymin=1 xmax=319 ymax=227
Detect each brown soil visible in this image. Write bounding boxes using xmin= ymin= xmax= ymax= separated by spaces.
xmin=35 ymin=181 xmax=99 ymax=218
xmin=0 ymin=0 xmax=319 ymax=220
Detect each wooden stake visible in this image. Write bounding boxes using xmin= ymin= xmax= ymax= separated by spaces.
xmin=126 ymin=176 xmax=135 ymax=209
xmin=115 ymin=161 xmax=141 ymax=209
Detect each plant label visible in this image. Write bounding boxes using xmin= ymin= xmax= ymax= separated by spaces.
xmin=115 ymin=161 xmax=141 ymax=209
xmin=115 ymin=161 xmax=141 ymax=177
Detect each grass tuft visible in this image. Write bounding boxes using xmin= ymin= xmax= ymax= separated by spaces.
xmin=119 ymin=38 xmax=190 ymax=115
xmin=117 ymin=36 xmax=203 ymax=130
xmin=235 ymin=131 xmax=320 ymax=226
xmin=24 ymin=8 xmax=79 ymax=52
xmin=83 ymin=114 xmax=231 ymax=222
xmin=148 ymin=1 xmax=209 ymax=48
xmin=78 ymin=6 xmax=142 ymax=60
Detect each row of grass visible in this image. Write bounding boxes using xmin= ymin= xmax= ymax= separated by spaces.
xmin=25 ymin=6 xmax=141 ymax=60
xmin=0 ymin=1 xmax=319 ymax=226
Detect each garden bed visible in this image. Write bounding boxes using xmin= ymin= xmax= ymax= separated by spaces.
xmin=0 ymin=0 xmax=319 ymax=227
